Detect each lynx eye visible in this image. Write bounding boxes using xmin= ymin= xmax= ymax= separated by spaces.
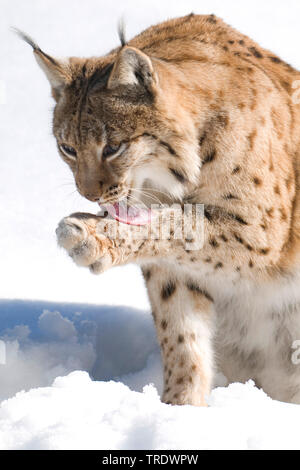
xmin=102 ymin=143 xmax=121 ymax=160
xmin=60 ymin=144 xmax=77 ymax=159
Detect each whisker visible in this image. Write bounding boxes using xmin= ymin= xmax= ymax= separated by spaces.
xmin=54 ymin=183 xmax=76 ymax=189
xmin=126 ymin=194 xmax=148 ymax=209
xmin=134 ymin=186 xmax=172 ymax=199
xmin=130 ymin=187 xmax=164 ymax=201
xmin=146 ymin=188 xmax=173 ymax=198
xmin=129 ymin=188 xmax=164 ymax=206
xmin=65 ymin=190 xmax=79 ymax=198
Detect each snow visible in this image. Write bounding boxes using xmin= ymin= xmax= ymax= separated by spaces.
xmin=1 ymin=0 xmax=300 ymax=450
xmin=1 ymin=373 xmax=300 ymax=450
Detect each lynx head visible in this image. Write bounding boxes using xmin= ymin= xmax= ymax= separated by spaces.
xmin=17 ymin=29 xmax=200 ymax=212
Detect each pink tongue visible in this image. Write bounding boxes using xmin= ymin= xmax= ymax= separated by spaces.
xmin=99 ymin=201 xmax=151 ymax=226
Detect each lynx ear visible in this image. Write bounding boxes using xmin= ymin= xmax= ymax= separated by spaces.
xmin=14 ymin=29 xmax=70 ymax=101
xmin=107 ymin=46 xmax=157 ymax=94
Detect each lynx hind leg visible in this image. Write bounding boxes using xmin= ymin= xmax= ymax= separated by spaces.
xmin=143 ymin=264 xmax=215 ymax=406
xmin=256 ymin=309 xmax=300 ymax=404
xmin=215 ymin=301 xmax=300 ymax=405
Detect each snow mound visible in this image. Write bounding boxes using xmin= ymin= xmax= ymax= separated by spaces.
xmin=0 ymin=371 xmax=299 ymax=450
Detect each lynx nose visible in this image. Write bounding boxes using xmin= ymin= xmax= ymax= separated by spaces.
xmin=76 ymin=180 xmax=104 ymax=202
xmin=84 ymin=193 xmax=100 ymax=202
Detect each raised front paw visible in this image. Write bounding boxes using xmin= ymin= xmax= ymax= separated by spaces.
xmin=56 ymin=213 xmax=115 ymax=274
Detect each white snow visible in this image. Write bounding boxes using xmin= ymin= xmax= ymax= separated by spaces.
xmin=1 ymin=0 xmax=300 ymax=450
xmin=1 ymin=373 xmax=300 ymax=450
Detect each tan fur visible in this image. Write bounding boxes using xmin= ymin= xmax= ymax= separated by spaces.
xmin=23 ymin=14 xmax=300 ymax=406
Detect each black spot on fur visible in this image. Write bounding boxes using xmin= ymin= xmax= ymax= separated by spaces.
xmin=209 ymin=238 xmax=219 ymax=248
xmin=215 ymin=262 xmax=223 ymax=270
xmin=249 ymin=47 xmax=263 ymax=58
xmin=220 ymin=234 xmax=228 ymax=242
xmin=228 ymin=213 xmax=248 ymax=225
xmin=234 ymin=233 xmax=244 ymax=244
xmin=232 ymin=166 xmax=241 ymax=174
xmin=186 ymin=282 xmax=213 ymax=302
xmin=161 ymin=281 xmax=176 ymax=300
xmin=269 ymin=56 xmax=281 ymax=64
xmin=223 ymin=193 xmax=239 ymax=200
xmin=202 ymin=149 xmax=216 ymax=164
xmin=204 ymin=209 xmax=213 ymax=222
xmin=138 ymin=241 xmax=146 ymax=251
xmin=159 ymin=140 xmax=177 ymax=156
xmin=207 ymin=14 xmax=217 ymax=24
xmin=253 ymin=177 xmax=262 ymax=186
xmin=169 ymin=168 xmax=186 ymax=183
xmin=199 ymin=131 xmax=207 ymax=146
xmin=142 ymin=268 xmax=152 ymax=281
xmin=185 ymin=237 xmax=195 ymax=243
xmin=259 ymin=248 xmax=270 ymax=255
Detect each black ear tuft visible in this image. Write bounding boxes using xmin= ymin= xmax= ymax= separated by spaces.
xmin=117 ymin=19 xmax=127 ymax=47
xmin=14 ymin=27 xmax=69 ymax=101
xmin=12 ymin=27 xmax=40 ymax=51
xmin=13 ymin=27 xmax=59 ymax=66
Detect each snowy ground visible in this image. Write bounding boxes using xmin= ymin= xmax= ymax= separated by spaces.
xmin=1 ymin=0 xmax=300 ymax=450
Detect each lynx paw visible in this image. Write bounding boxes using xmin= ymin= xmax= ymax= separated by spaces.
xmin=56 ymin=213 xmax=114 ymax=274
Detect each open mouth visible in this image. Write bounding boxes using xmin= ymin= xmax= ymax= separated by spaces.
xmin=98 ymin=200 xmax=152 ymax=226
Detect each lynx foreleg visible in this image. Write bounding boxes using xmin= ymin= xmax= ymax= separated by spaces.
xmin=145 ymin=266 xmax=214 ymax=406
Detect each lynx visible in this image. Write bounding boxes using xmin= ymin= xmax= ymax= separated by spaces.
xmin=19 ymin=14 xmax=300 ymax=406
